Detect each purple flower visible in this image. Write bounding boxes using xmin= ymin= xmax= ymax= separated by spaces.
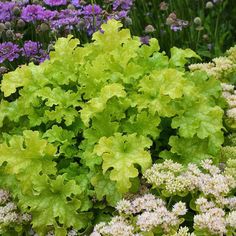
xmin=83 ymin=15 xmax=103 ymax=35
xmin=0 ymin=42 xmax=20 ymax=63
xmin=39 ymin=52 xmax=49 ymax=63
xmin=108 ymin=10 xmax=128 ymax=20
xmin=58 ymin=9 xmax=81 ymax=18
xmin=22 ymin=40 xmax=49 ymax=64
xmin=44 ymin=0 xmax=67 ymax=7
xmin=113 ymin=0 xmax=133 ymax=11
xmin=83 ymin=4 xmax=102 ymax=15
xmin=22 ymin=41 xmax=41 ymax=57
xmin=140 ymin=36 xmax=150 ymax=45
xmin=43 ymin=10 xmax=57 ymax=20
xmin=0 ymin=2 xmax=16 ymax=22
xmin=50 ymin=9 xmax=80 ymax=30
xmin=21 ymin=4 xmax=56 ymax=22
xmin=71 ymin=0 xmax=80 ymax=7
xmin=170 ymin=25 xmax=183 ymax=31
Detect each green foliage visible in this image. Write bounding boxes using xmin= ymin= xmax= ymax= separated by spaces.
xmin=92 ymin=159 xmax=236 ymax=236
xmin=0 ymin=20 xmax=224 ymax=235
xmin=94 ymin=133 xmax=152 ymax=193
xmin=129 ymin=0 xmax=236 ymax=59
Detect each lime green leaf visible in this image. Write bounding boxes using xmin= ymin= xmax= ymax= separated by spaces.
xmin=43 ymin=125 xmax=77 ymax=156
xmin=170 ymin=47 xmax=201 ymax=68
xmin=0 ymin=130 xmax=56 ymax=175
xmin=1 ymin=64 xmax=32 ymax=97
xmin=94 ymin=133 xmax=152 ymax=193
xmin=122 ymin=111 xmax=161 ymax=139
xmin=21 ymin=174 xmax=92 ymax=236
xmin=91 ymin=171 xmax=122 ymax=206
xmin=80 ymin=83 xmax=126 ymax=126
xmin=172 ymin=105 xmax=223 ymax=139
xmin=161 ymin=135 xmax=218 ymax=164
xmin=0 ymin=131 xmax=57 ymax=193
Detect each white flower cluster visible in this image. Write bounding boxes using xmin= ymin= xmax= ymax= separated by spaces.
xmin=226 ymin=45 xmax=236 ymax=63
xmin=0 ymin=202 xmax=18 ymax=224
xmin=144 ymin=159 xmax=236 ymax=200
xmin=172 ymin=227 xmax=195 ymax=236
xmin=0 ymin=189 xmax=10 ymax=205
xmin=221 ymin=82 xmax=236 ymax=122
xmin=116 ymin=193 xmax=165 ymax=214
xmin=91 ymin=216 xmax=136 ymax=236
xmin=143 ymin=160 xmax=236 ymax=235
xmin=194 ymin=197 xmax=236 ymax=235
xmin=91 ymin=194 xmax=187 ymax=236
xmin=189 ymin=53 xmax=236 ymax=80
xmin=0 ymin=188 xmax=31 ymax=230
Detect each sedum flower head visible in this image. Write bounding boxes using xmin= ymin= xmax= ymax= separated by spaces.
xmin=0 ymin=189 xmax=10 ymax=205
xmin=172 ymin=202 xmax=187 ymax=216
xmin=92 ymin=216 xmax=134 ymax=236
xmin=173 ymin=227 xmax=195 ymax=236
xmin=189 ymin=54 xmax=236 ymax=80
xmin=194 ymin=207 xmax=226 ymax=235
xmin=144 ymin=159 xmax=236 ymax=200
xmin=226 ymin=211 xmax=236 ymax=228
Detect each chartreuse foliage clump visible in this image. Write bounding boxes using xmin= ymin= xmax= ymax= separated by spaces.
xmin=0 ymin=20 xmax=224 ymax=235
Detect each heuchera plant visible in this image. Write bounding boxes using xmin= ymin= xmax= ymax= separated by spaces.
xmin=0 ymin=20 xmax=224 ymax=235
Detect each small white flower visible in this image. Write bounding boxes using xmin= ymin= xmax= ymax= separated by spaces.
xmin=172 ymin=202 xmax=187 ymax=216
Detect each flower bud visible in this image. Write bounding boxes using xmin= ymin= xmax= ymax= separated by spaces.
xmin=166 ymin=17 xmax=175 ymax=25
xmin=124 ymin=17 xmax=132 ymax=26
xmin=14 ymin=33 xmax=23 ymax=40
xmin=159 ymin=1 xmax=168 ymax=11
xmin=169 ymin=13 xmax=177 ymax=20
xmin=13 ymin=6 xmax=21 ymax=16
xmin=206 ymin=1 xmax=214 ymax=9
xmin=166 ymin=13 xmax=177 ymax=25
xmin=5 ymin=22 xmax=11 ymax=29
xmin=32 ymin=0 xmax=40 ymax=4
xmin=145 ymin=25 xmax=155 ymax=33
xmin=196 ymin=26 xmax=204 ymax=31
xmin=17 ymin=19 xmax=25 ymax=28
xmin=79 ymin=0 xmax=86 ymax=5
xmin=40 ymin=23 xmax=50 ymax=32
xmin=202 ymin=34 xmax=209 ymax=40
xmin=0 ymin=23 xmax=5 ymax=33
xmin=194 ymin=17 xmax=202 ymax=25
xmin=67 ymin=4 xmax=75 ymax=10
xmin=76 ymin=20 xmax=85 ymax=29
xmin=0 ymin=66 xmax=8 ymax=75
xmin=6 ymin=30 xmax=14 ymax=39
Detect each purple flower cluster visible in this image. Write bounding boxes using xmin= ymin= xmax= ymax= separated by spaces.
xmin=0 ymin=0 xmax=134 ymax=74
xmin=83 ymin=4 xmax=102 ymax=15
xmin=44 ymin=0 xmax=67 ymax=7
xmin=50 ymin=9 xmax=81 ymax=30
xmin=0 ymin=40 xmax=49 ymax=65
xmin=0 ymin=2 xmax=17 ymax=22
xmin=0 ymin=42 xmax=20 ymax=63
xmin=166 ymin=13 xmax=188 ymax=32
xmin=113 ymin=0 xmax=133 ymax=11
xmin=21 ymin=5 xmax=56 ymax=22
xmin=71 ymin=0 xmax=80 ymax=8
xmin=22 ymin=41 xmax=40 ymax=57
xmin=22 ymin=41 xmax=48 ymax=63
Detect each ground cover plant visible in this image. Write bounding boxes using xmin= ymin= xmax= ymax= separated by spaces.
xmin=0 ymin=19 xmax=228 ymax=235
xmin=91 ymin=159 xmax=236 ymax=235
